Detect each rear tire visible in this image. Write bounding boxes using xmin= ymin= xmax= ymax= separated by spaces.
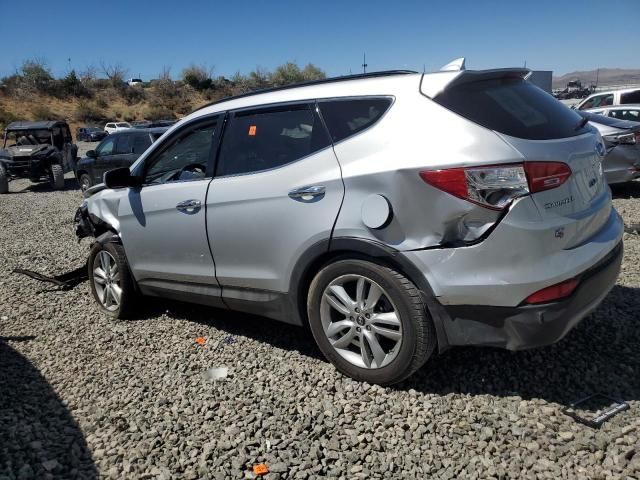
xmin=0 ymin=164 xmax=8 ymax=194
xmin=307 ymin=259 xmax=437 ymax=385
xmin=88 ymin=242 xmax=137 ymax=319
xmin=50 ymin=164 xmax=65 ymax=190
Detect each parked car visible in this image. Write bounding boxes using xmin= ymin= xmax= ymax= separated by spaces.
xmin=0 ymin=120 xmax=77 ymax=194
xmin=585 ymin=104 xmax=640 ymax=122
xmin=74 ymin=63 xmax=623 ymax=385
xmin=127 ymin=78 xmax=143 ymax=86
xmin=578 ymin=111 xmax=640 ymax=184
xmin=104 ymin=122 xmax=132 ymax=134
xmin=575 ymin=87 xmax=640 ymax=110
xmin=74 ymin=128 xmax=167 ymax=191
xmin=76 ymin=127 xmax=108 ymax=142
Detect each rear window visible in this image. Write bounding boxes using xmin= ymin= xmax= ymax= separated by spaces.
xmin=621 ymin=90 xmax=640 ymax=104
xmin=318 ymin=98 xmax=392 ymax=143
xmin=434 ymin=78 xmax=589 ymax=140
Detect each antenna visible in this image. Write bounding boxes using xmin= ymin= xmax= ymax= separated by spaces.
xmin=362 ymin=53 xmax=368 ymax=74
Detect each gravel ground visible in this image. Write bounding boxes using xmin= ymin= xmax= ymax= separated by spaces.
xmin=0 ymin=169 xmax=639 ymax=480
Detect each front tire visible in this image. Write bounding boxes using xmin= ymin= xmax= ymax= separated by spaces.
xmin=50 ymin=163 xmax=65 ymax=190
xmin=0 ymin=163 xmax=8 ymax=194
xmin=307 ymin=259 xmax=436 ymax=385
xmin=88 ymin=242 xmax=136 ymax=319
xmin=79 ymin=173 xmax=92 ymax=192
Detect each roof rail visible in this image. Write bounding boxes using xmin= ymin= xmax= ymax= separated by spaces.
xmin=190 ymin=70 xmax=418 ymax=114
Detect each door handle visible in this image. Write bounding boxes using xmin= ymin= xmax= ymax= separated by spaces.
xmin=288 ymin=185 xmax=326 ymax=202
xmin=176 ymin=199 xmax=202 ymax=212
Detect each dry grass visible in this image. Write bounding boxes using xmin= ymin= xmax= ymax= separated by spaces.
xmin=0 ymin=88 xmax=209 ymax=133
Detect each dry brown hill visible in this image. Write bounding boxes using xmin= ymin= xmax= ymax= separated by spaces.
xmin=553 ymin=68 xmax=640 ymax=89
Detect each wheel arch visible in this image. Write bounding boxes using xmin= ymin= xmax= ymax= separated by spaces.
xmin=289 ymin=237 xmax=452 ymax=351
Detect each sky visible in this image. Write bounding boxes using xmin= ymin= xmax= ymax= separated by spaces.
xmin=1 ymin=0 xmax=638 ymax=80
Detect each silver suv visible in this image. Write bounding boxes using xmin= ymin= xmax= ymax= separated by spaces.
xmin=75 ymin=62 xmax=623 ymax=385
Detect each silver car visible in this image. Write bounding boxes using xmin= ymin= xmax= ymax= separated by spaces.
xmin=578 ymin=111 xmax=640 ymax=184
xmin=75 ymin=60 xmax=623 ymax=385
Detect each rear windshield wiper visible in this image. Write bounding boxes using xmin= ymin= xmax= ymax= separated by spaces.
xmin=575 ymin=116 xmax=589 ymax=131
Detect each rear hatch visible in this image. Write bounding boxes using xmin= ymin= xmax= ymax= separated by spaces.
xmin=431 ymin=72 xmax=610 ymax=248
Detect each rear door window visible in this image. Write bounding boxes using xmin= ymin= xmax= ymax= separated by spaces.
xmin=132 ymin=133 xmax=152 ymax=154
xmin=434 ymin=78 xmax=589 ymax=140
xmin=216 ymin=104 xmax=330 ymax=176
xmin=318 ymin=98 xmax=392 ymax=143
xmin=114 ymin=135 xmax=133 ymax=154
xmin=620 ymin=90 xmax=640 ymax=104
xmin=609 ymin=109 xmax=640 ymax=122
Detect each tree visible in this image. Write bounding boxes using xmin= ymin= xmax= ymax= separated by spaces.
xmin=181 ymin=64 xmax=213 ymax=90
xmin=20 ymin=58 xmax=54 ymax=94
xmin=99 ymin=60 xmax=128 ymax=88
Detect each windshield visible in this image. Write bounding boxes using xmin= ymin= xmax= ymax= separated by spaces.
xmin=5 ymin=129 xmax=52 ymax=147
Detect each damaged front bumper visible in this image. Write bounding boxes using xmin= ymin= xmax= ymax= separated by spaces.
xmin=74 ymin=201 xmax=95 ymax=239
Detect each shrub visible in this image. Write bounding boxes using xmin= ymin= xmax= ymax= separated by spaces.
xmin=0 ymin=107 xmax=20 ymax=130
xmin=75 ymin=101 xmax=107 ymax=123
xmin=122 ymin=86 xmax=146 ymax=105
xmin=144 ymin=104 xmax=175 ymax=121
xmin=181 ymin=65 xmax=213 ymax=91
xmin=95 ymin=96 xmax=108 ymax=109
xmin=30 ymin=104 xmax=59 ymax=120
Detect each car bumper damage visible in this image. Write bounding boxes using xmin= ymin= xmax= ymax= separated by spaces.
xmin=439 ymin=241 xmax=623 ymax=350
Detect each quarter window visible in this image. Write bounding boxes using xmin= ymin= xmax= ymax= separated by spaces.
xmin=620 ymin=90 xmax=640 ymax=104
xmin=143 ymin=121 xmax=217 ymax=184
xmin=319 ymin=98 xmax=392 ymax=143
xmin=216 ymin=105 xmax=330 ymax=176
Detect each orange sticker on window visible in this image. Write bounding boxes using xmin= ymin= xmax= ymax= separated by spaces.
xmin=248 ymin=125 xmax=257 ymax=136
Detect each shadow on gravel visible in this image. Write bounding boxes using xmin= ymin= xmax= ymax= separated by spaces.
xmin=7 ymin=177 xmax=80 ymax=194
xmin=611 ymin=180 xmax=640 ymax=199
xmin=405 ymin=285 xmax=640 ymax=407
xmin=0 ymin=339 xmax=97 ymax=478
xmin=131 ymin=298 xmax=325 ymax=361
xmin=129 ymin=285 xmax=639 ymax=408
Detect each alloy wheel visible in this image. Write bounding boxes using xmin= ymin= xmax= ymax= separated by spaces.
xmin=93 ymin=250 xmax=121 ymax=312
xmin=320 ymin=274 xmax=402 ymax=369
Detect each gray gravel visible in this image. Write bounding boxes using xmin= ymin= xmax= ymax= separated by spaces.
xmin=1 ymin=173 xmax=639 ymax=479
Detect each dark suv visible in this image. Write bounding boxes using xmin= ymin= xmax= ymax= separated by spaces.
xmin=75 ymin=128 xmax=167 ymax=190
xmin=0 ymin=121 xmax=77 ymax=194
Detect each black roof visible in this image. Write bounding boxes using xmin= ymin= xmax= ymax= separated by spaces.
xmin=5 ymin=120 xmax=68 ymax=131
xmin=192 ymin=70 xmax=418 ymax=114
xmin=107 ymin=127 xmax=169 ymax=135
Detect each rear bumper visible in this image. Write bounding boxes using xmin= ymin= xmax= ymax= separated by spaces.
xmin=439 ymin=241 xmax=622 ymax=350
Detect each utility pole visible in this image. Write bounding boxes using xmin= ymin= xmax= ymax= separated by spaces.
xmin=362 ymin=53 xmax=368 ymax=74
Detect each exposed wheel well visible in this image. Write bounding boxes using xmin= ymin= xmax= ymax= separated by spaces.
xmin=296 ymin=249 xmax=424 ymax=328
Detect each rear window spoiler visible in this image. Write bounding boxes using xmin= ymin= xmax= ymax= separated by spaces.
xmin=419 ymin=68 xmax=531 ymax=99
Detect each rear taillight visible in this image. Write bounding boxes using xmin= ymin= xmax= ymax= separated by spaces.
xmin=523 ymin=162 xmax=572 ymax=193
xmin=420 ymin=162 xmax=571 ymax=210
xmin=524 ymin=278 xmax=579 ymax=304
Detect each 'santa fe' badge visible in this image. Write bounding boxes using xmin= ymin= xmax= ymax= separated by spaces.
xmin=544 ymin=196 xmax=574 ymax=209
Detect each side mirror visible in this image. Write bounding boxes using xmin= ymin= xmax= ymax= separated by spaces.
xmin=86 ymin=150 xmax=97 ymax=158
xmin=104 ymin=167 xmax=142 ymax=189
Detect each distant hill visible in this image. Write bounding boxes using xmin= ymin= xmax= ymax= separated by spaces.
xmin=553 ymin=68 xmax=640 ymax=89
